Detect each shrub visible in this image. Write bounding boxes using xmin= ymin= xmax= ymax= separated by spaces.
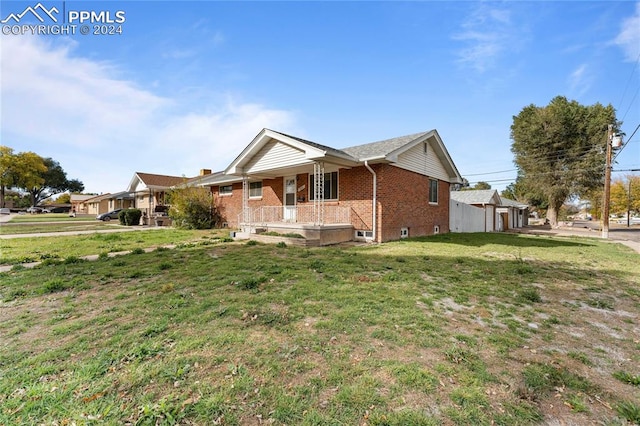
xmin=167 ymin=185 xmax=220 ymax=229
xmin=42 ymin=278 xmax=67 ymax=293
xmin=119 ymin=208 xmax=142 ymax=226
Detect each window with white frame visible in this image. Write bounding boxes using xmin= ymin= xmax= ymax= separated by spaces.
xmin=249 ymin=181 xmax=262 ymax=198
xmin=429 ymin=179 xmax=438 ymax=204
xmin=309 ymin=171 xmax=338 ymax=200
xmin=220 ymin=185 xmax=233 ymax=196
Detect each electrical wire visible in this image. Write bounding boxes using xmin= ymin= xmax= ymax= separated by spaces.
xmin=617 ymin=52 xmax=640 ymax=122
xmin=613 ymin=123 xmax=640 ymax=162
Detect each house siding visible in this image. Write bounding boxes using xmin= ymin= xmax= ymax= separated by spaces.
xmin=244 ymin=140 xmax=311 ymax=174
xmin=394 ymin=141 xmax=449 ymax=182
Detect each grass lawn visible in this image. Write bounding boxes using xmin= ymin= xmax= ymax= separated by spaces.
xmin=0 ymin=229 xmax=226 ymax=265
xmin=7 ymin=214 xmax=97 ymax=223
xmin=1 ymin=233 xmax=639 ymax=425
xmin=0 ymin=214 xmax=117 ymax=236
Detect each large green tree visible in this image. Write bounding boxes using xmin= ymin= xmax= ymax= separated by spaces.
xmin=0 ymin=146 xmax=47 ymax=208
xmin=24 ymin=158 xmax=84 ymax=206
xmin=510 ymin=96 xmax=618 ymax=226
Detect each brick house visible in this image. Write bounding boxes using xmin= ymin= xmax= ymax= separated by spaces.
xmin=198 ymin=128 xmax=462 ymax=244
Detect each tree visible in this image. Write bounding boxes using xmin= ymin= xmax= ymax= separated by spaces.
xmin=0 ymin=146 xmax=47 ymax=207
xmin=53 ymin=193 xmax=72 ymax=204
xmin=168 ymin=184 xmax=220 ymax=229
xmin=473 ymin=181 xmax=491 ymax=190
xmin=610 ymin=175 xmax=640 ymax=216
xmin=23 ymin=157 xmax=84 ymax=206
xmin=510 ymin=96 xmax=618 ymax=226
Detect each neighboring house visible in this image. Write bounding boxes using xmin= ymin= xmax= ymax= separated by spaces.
xmin=85 ymin=193 xmax=111 ymax=216
xmin=85 ymin=191 xmax=135 ymax=216
xmin=450 ymin=189 xmax=529 ymax=232
xmin=198 ymin=128 xmax=463 ymax=244
xmin=126 ymin=172 xmax=190 ymax=217
xmin=70 ymin=194 xmax=96 ymax=214
xmin=450 ymin=190 xmax=503 ymax=232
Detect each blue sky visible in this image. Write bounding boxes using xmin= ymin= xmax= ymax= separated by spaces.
xmin=1 ymin=1 xmax=639 ymax=195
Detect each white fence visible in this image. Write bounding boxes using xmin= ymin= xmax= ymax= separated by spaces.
xmin=450 ymin=200 xmax=486 ymax=233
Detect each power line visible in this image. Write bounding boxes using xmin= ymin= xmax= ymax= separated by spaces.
xmin=613 ymin=122 xmax=640 ymax=162
xmin=464 ymin=168 xmax=516 ymax=177
xmin=617 ymin=52 xmax=640 ymax=121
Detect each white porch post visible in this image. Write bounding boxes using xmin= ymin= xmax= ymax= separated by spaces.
xmin=242 ymin=176 xmax=249 ymax=223
xmin=313 ymin=162 xmax=325 ymax=225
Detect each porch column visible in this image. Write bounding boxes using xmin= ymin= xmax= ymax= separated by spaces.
xmin=313 ymin=162 xmax=325 ymax=225
xmin=242 ymin=175 xmax=249 ymax=223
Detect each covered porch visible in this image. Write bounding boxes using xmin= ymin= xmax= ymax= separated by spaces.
xmin=237 ymin=204 xmax=354 ymax=246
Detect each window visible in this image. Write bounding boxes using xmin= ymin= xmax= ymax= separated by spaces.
xmin=309 ymin=171 xmax=338 ymax=200
xmin=249 ymin=181 xmax=262 ymax=198
xmin=429 ymin=179 xmax=438 ymax=204
xmin=220 ymin=185 xmax=232 ymax=196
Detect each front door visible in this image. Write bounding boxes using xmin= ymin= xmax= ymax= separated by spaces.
xmin=284 ymin=176 xmax=296 ymax=222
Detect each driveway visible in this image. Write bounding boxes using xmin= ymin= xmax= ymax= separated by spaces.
xmin=514 ymin=220 xmax=640 ymax=254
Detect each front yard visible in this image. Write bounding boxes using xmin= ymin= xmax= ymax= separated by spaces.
xmin=0 ymin=233 xmax=638 ymax=425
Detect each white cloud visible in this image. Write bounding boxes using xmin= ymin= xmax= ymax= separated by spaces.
xmin=568 ymin=63 xmax=592 ymax=96
xmin=0 ymin=35 xmax=296 ymax=193
xmin=452 ymin=4 xmax=520 ymax=73
xmin=614 ymin=2 xmax=640 ymax=62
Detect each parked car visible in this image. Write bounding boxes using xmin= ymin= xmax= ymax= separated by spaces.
xmin=26 ymin=206 xmax=43 ymax=213
xmin=616 ymin=216 xmax=640 ymax=225
xmin=0 ymin=208 xmax=10 ymax=215
xmin=97 ymin=209 xmax=122 ymax=221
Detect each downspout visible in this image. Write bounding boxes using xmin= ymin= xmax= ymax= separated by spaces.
xmin=364 ymin=161 xmax=377 ymax=242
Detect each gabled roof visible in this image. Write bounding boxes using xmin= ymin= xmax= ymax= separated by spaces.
xmin=342 ymin=129 xmax=462 ymax=182
xmin=128 ymin=172 xmax=187 ymax=192
xmin=342 ymin=131 xmax=431 ymax=160
xmin=499 ymin=197 xmax=529 ymax=209
xmin=450 ymin=189 xmax=501 ymax=205
xmin=221 ymin=128 xmax=462 ymax=183
xmin=225 ymin=128 xmax=359 ymax=176
xmin=70 ymin=194 xmax=96 ymax=202
xmin=85 ymin=193 xmax=112 ymax=203
xmin=269 ymin=129 xmax=351 ymax=160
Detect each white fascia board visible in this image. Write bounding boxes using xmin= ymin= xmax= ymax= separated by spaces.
xmin=127 ymin=173 xmax=145 ymax=192
xmin=427 ymin=131 xmax=463 ymax=183
xmin=225 ymin=129 xmax=326 ymax=175
xmin=385 ymin=131 xmax=435 ymax=163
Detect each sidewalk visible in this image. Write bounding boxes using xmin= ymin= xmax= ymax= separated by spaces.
xmin=509 ymin=225 xmax=640 ymax=254
xmin=0 ymin=225 xmax=164 ymax=239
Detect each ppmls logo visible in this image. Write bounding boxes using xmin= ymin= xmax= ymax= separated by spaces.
xmin=2 ymin=2 xmax=126 ymax=36
xmin=1 ymin=2 xmax=59 ymax=23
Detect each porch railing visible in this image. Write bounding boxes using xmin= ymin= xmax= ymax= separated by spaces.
xmin=238 ymin=205 xmax=351 ymax=226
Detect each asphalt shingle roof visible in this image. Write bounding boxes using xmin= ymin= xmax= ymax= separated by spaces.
xmin=341 ymin=131 xmax=432 ymax=160
xmin=135 ymin=172 xmax=187 ymax=188
xmin=450 ymin=190 xmax=500 ymax=205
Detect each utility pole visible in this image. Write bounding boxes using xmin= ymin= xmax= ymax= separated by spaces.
xmin=628 ymin=178 xmax=632 ymax=228
xmin=602 ymin=125 xmax=613 ymax=239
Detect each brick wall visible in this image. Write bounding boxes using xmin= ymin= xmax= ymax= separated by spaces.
xmin=376 ymin=164 xmax=450 ymax=242
xmin=214 ymin=177 xmax=283 ymax=227
xmin=212 ymin=165 xmax=450 ymax=242
xmin=213 ymin=183 xmax=242 ymax=227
